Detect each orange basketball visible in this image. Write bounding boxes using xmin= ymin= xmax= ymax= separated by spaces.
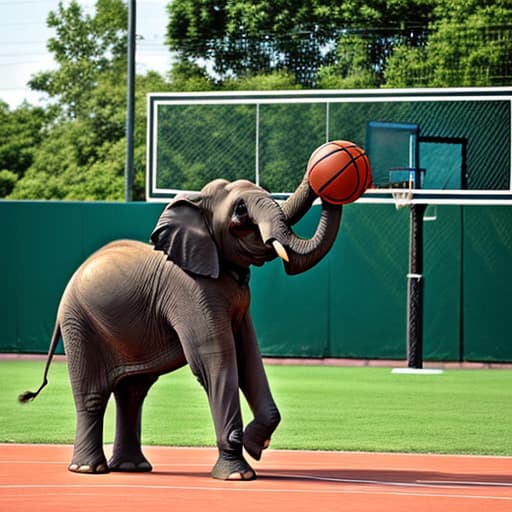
xmin=307 ymin=140 xmax=372 ymax=205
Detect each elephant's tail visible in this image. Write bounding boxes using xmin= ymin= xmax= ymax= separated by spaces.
xmin=18 ymin=323 xmax=61 ymax=403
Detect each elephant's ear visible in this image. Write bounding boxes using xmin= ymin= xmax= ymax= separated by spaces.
xmin=150 ymin=195 xmax=220 ymax=278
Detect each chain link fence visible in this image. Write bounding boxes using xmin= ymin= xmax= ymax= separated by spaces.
xmin=177 ymin=25 xmax=512 ymax=88
xmin=154 ymin=101 xmax=329 ymax=195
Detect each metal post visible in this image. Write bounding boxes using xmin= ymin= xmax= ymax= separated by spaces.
xmin=406 ymin=203 xmax=427 ymax=368
xmin=124 ymin=0 xmax=136 ymax=202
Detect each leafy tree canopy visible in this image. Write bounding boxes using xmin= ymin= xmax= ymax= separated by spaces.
xmin=7 ymin=1 xmax=171 ymax=201
xmin=384 ymin=0 xmax=512 ymax=87
xmin=166 ymin=0 xmax=435 ymax=85
xmin=28 ymin=0 xmax=127 ymax=120
xmin=2 ymin=0 xmax=511 ymax=201
xmin=0 ymin=101 xmax=47 ymax=195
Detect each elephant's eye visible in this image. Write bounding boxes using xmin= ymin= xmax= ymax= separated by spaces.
xmin=230 ymin=199 xmax=254 ymax=235
xmin=234 ymin=200 xmax=248 ymax=218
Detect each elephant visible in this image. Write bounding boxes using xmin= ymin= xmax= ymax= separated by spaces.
xmin=20 ymin=171 xmax=342 ymax=480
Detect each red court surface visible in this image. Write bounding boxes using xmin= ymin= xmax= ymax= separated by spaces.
xmin=1 ymin=444 xmax=511 ymax=512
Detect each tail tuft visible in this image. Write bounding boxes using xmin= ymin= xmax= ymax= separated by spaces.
xmin=18 ymin=391 xmax=39 ymax=403
xmin=18 ymin=323 xmax=59 ymax=405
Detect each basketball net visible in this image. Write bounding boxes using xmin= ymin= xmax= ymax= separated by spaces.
xmin=391 ymin=176 xmax=413 ymax=209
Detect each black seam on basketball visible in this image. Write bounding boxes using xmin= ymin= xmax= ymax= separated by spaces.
xmin=360 ymin=154 xmax=371 ymax=191
xmin=324 ymin=168 xmax=361 ymax=202
xmin=309 ymin=147 xmax=346 ymax=174
xmin=317 ymin=149 xmax=367 ymax=196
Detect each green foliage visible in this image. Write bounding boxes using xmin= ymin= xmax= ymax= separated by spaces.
xmin=167 ymin=0 xmax=511 ymax=89
xmin=29 ymin=0 xmax=127 ymax=120
xmin=167 ymin=61 xmax=215 ymax=91
xmin=2 ymin=0 xmax=511 ymax=201
xmin=167 ymin=0 xmax=436 ymax=86
xmin=7 ymin=1 xmax=173 ymax=201
xmin=9 ymin=119 xmax=130 ymax=201
xmin=385 ymin=0 xmax=512 ymax=87
xmin=0 ymin=101 xmax=47 ymax=181
xmin=2 ymin=360 xmax=511 ymax=455
xmin=0 ymin=170 xmax=18 ymax=196
xmin=317 ymin=33 xmax=380 ymax=89
xmin=222 ymin=71 xmax=299 ymax=91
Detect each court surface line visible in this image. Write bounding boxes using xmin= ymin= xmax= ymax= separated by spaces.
xmin=2 ymin=444 xmax=512 ymax=511
xmin=1 ymin=483 xmax=512 ymax=502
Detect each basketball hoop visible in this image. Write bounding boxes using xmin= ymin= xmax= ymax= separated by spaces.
xmin=391 ymin=188 xmax=413 ymax=209
xmin=391 ymin=178 xmax=413 ymax=209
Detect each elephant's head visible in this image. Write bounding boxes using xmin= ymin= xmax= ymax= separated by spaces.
xmin=150 ymin=172 xmax=342 ymax=277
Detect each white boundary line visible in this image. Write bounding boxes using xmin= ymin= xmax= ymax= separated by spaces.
xmin=2 ymin=443 xmax=512 ymax=459
xmin=1 ymin=483 xmax=511 ymax=502
xmin=2 ymin=446 xmax=512 ymax=503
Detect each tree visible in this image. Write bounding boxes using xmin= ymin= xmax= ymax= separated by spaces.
xmin=384 ymin=0 xmax=512 ymax=87
xmin=0 ymin=170 xmax=18 ymax=197
xmin=10 ymin=0 xmax=172 ymax=201
xmin=0 ymin=101 xmax=47 ymax=196
xmin=28 ymin=0 xmax=127 ymax=120
xmin=166 ymin=0 xmax=435 ymax=86
xmin=8 ymin=0 xmax=512 ymax=201
xmin=10 ymin=70 xmax=173 ymax=201
xmin=166 ymin=0 xmax=342 ymax=85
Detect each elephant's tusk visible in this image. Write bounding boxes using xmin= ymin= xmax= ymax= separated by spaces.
xmin=272 ymin=240 xmax=289 ymax=262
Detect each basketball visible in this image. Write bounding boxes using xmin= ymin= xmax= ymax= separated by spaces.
xmin=307 ymin=140 xmax=372 ymax=205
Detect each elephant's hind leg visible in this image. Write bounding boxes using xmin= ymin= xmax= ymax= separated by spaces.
xmin=63 ymin=319 xmax=111 ymax=474
xmin=68 ymin=391 xmax=110 ymax=474
xmin=108 ymin=373 xmax=158 ymax=472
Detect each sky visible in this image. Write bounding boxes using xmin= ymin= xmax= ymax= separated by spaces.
xmin=0 ymin=0 xmax=172 ymax=108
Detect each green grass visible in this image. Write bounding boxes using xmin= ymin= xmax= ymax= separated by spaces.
xmin=1 ymin=360 xmax=511 ymax=455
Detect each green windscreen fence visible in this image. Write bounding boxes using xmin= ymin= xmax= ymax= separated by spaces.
xmin=1 ymin=200 xmax=512 ymax=362
xmin=0 ymin=201 xmax=163 ymax=354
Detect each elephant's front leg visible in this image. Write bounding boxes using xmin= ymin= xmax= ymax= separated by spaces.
xmin=108 ymin=374 xmax=158 ymax=472
xmin=180 ymin=328 xmax=255 ymax=480
xmin=237 ymin=313 xmax=281 ymax=461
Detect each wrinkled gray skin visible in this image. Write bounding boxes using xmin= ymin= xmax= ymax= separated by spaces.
xmin=20 ymin=173 xmax=342 ymax=480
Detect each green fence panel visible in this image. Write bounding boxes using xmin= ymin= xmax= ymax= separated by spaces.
xmin=15 ymin=203 xmax=83 ymax=353
xmin=251 ymin=206 xmax=330 ymax=357
xmin=0 ymin=201 xmax=165 ymax=354
xmin=82 ymin=202 xmax=164 ymax=252
xmin=328 ymin=203 xmax=409 ymax=359
xmin=422 ymin=206 xmax=462 ymax=361
xmin=2 ymin=200 xmax=512 ymax=362
xmin=0 ymin=203 xmax=19 ymax=352
xmin=463 ymin=206 xmax=512 ymax=362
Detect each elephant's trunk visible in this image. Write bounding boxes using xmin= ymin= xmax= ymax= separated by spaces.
xmin=281 ymin=171 xmax=317 ymax=226
xmin=254 ymin=193 xmax=342 ymax=275
xmin=250 ymin=176 xmax=342 ymax=275
xmin=282 ymin=201 xmax=342 ymax=275
xmin=277 ymin=170 xmax=343 ymax=275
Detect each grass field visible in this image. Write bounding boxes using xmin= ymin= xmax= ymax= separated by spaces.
xmin=1 ymin=360 xmax=511 ymax=456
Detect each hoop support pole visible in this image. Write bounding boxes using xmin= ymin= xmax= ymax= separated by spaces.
xmin=407 ymin=203 xmax=427 ymax=369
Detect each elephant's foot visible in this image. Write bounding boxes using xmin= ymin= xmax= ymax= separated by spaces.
xmin=68 ymin=460 xmax=109 ymax=474
xmin=243 ymin=420 xmax=274 ymax=461
xmin=211 ymin=450 xmax=255 ymax=481
xmin=108 ymin=458 xmax=152 ymax=472
xmin=244 ymin=436 xmax=271 ymax=461
xmin=108 ymin=452 xmax=152 ymax=472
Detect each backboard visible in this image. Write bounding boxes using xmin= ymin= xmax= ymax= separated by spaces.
xmin=147 ymin=88 xmax=512 ymax=205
